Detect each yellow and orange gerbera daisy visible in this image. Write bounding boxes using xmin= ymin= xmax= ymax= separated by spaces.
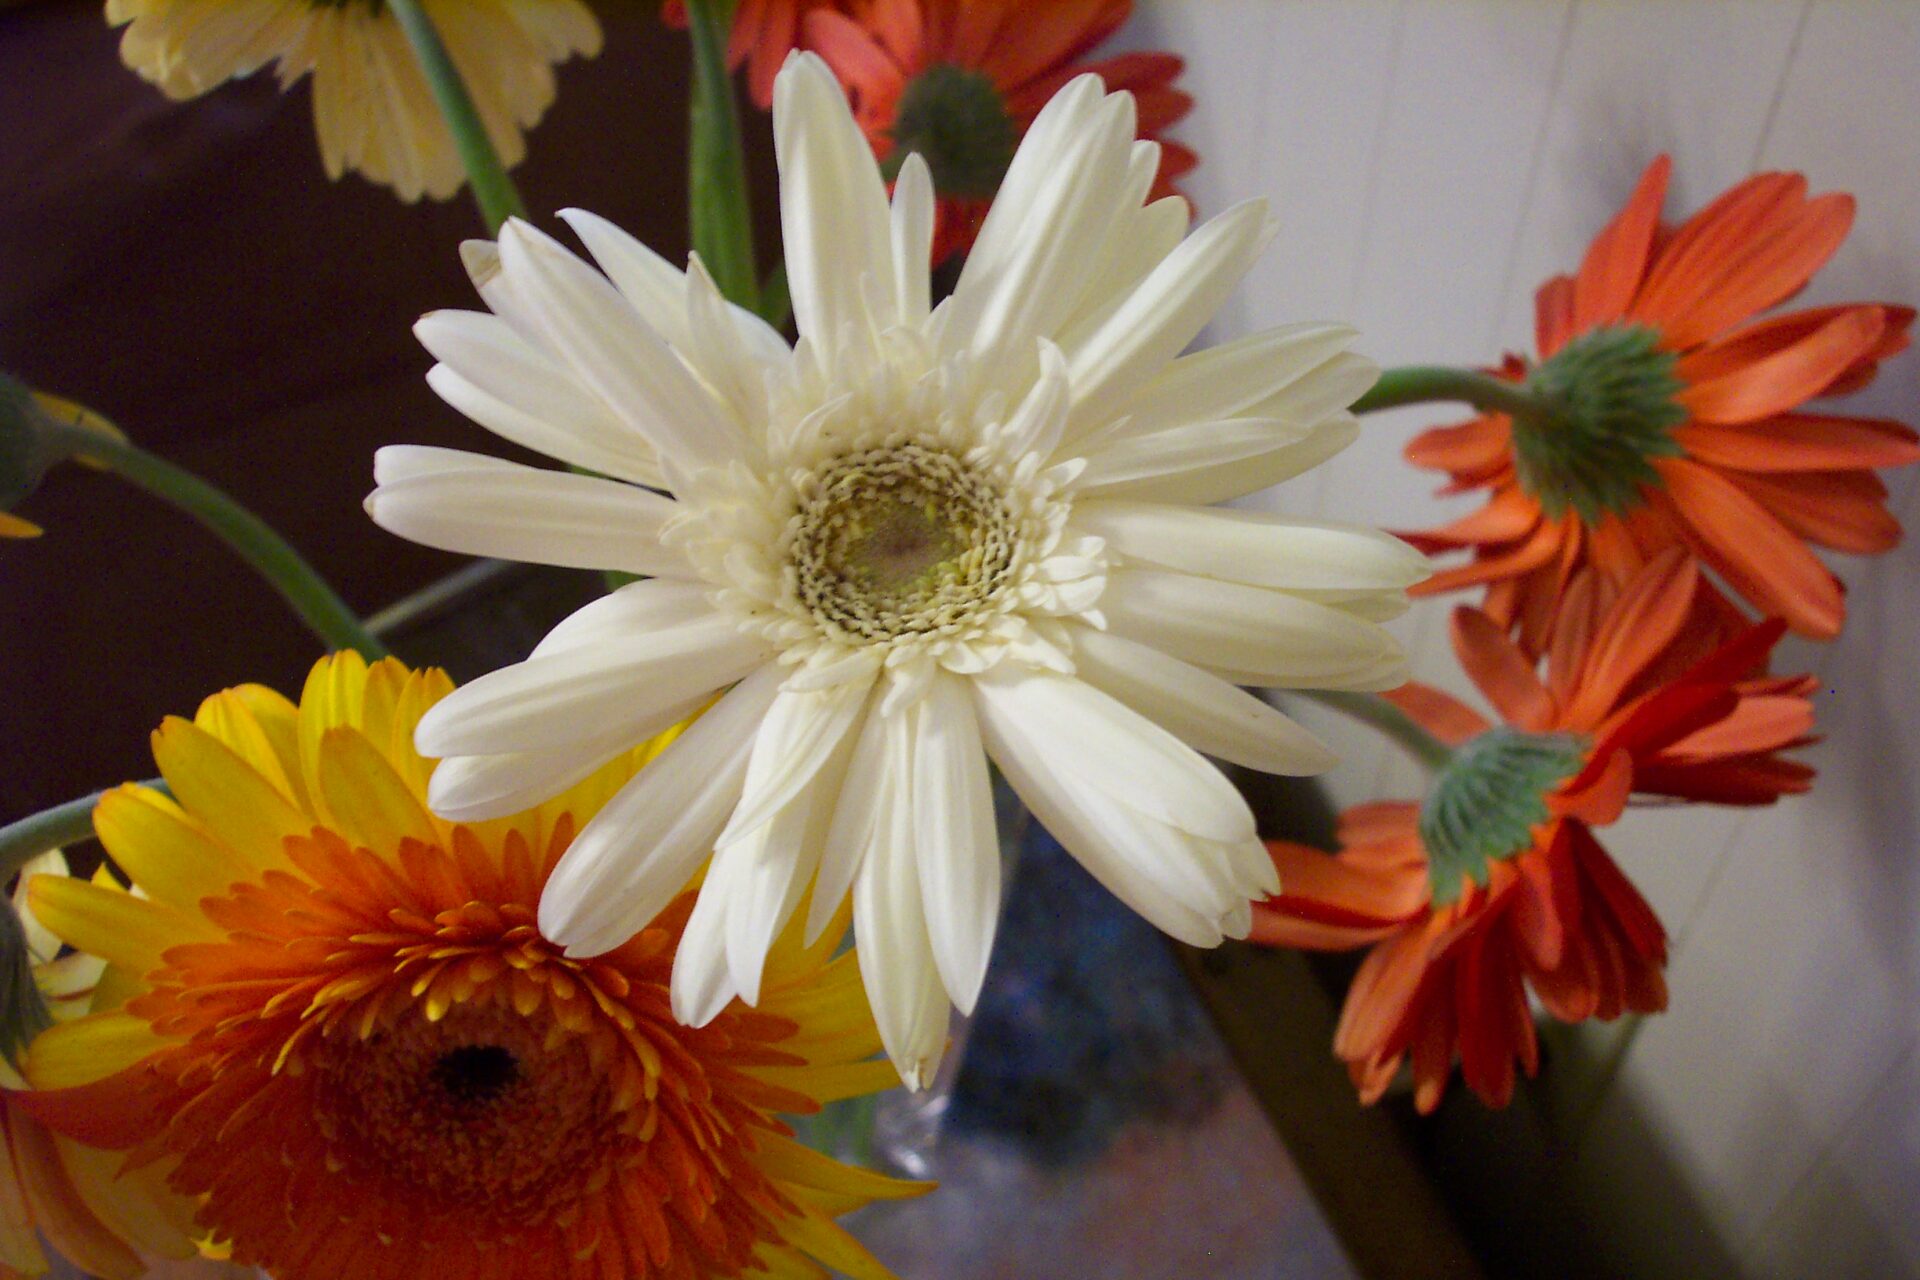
xmin=1 ymin=852 xmax=208 ymax=1280
xmin=1253 ymin=551 xmax=1815 ymax=1110
xmin=108 ymin=0 xmax=601 ymax=201
xmin=803 ymin=0 xmax=1195 ymax=263
xmin=18 ymin=654 xmax=922 ymax=1280
xmin=1404 ymin=155 xmax=1919 ymax=653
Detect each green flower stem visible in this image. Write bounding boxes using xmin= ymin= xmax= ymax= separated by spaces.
xmin=0 ymin=782 xmax=167 ymax=882
xmin=685 ymin=0 xmax=760 ymax=309
xmin=1293 ymin=689 xmax=1454 ymax=773
xmin=1352 ymin=365 xmax=1553 ymax=425
xmin=39 ymin=416 xmax=389 ymax=662
xmin=386 ymin=0 xmax=528 ymax=233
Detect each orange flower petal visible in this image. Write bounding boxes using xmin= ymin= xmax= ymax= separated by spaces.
xmin=1560 ymin=548 xmax=1698 ymax=728
xmin=1534 ymin=274 xmax=1578 ymax=358
xmin=1571 ymin=155 xmax=1669 ymax=336
xmin=1551 ymin=746 xmax=1632 ymax=827
xmin=1450 ymin=606 xmax=1554 ymax=730
xmin=1675 ymin=411 xmax=1920 ymax=473
xmin=1261 ymin=841 xmax=1428 ymax=929
xmin=1654 ymin=457 xmax=1845 ymax=635
xmin=1678 ymin=307 xmax=1887 ymax=424
xmin=1381 ymin=683 xmax=1491 ymax=746
xmin=1723 ymin=468 xmax=1903 ymax=554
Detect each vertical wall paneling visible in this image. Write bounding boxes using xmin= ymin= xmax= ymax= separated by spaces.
xmin=1596 ymin=1 xmax=1920 ymax=1263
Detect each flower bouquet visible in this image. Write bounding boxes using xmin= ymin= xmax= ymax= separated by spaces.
xmin=1 ymin=3 xmax=1913 ymax=1277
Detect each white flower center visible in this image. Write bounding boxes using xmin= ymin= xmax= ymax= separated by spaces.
xmin=790 ymin=442 xmax=1016 ymax=643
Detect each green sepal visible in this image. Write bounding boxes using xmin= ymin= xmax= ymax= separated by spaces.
xmin=1516 ymin=324 xmax=1687 ymax=524
xmin=1420 ymin=727 xmax=1589 ymax=906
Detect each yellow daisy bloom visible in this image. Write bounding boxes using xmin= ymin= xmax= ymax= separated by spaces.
xmin=107 ymin=0 xmax=602 ymax=201
xmin=1 ymin=852 xmax=203 ymax=1280
xmin=18 ymin=653 xmax=923 ymax=1280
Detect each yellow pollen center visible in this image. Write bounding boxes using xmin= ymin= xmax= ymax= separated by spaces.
xmin=791 ymin=441 xmax=1015 ymax=642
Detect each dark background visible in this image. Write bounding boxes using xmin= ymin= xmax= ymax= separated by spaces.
xmin=0 ymin=0 xmax=781 ymax=824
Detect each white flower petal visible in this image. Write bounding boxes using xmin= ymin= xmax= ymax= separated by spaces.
xmin=890 ymin=152 xmax=935 ymax=327
xmin=422 ymin=364 xmax=665 ymax=489
xmin=530 ymin=578 xmax=719 ymax=659
xmin=415 ymin=311 xmax=663 ymax=485
xmin=1071 ymin=501 xmax=1429 ymax=594
xmin=426 ymin=706 xmax=698 ymax=823
xmin=540 ymin=663 xmax=783 ymax=955
xmin=774 ymin=53 xmax=898 ymax=355
xmin=366 ymin=460 xmax=692 ymax=578
xmin=497 ymin=218 xmax=748 ymax=473
xmin=1102 ymin=568 xmax=1408 ymax=690
xmin=972 ymin=667 xmax=1254 ymax=845
xmin=372 ymin=444 xmax=524 ymax=485
xmin=853 ymin=711 xmax=949 ymax=1089
xmin=998 ymin=340 xmax=1072 ymax=459
xmin=1055 ymin=194 xmax=1188 ymax=355
xmin=973 ymin=677 xmax=1233 ymax=948
xmin=1114 ymin=415 xmax=1361 ymax=506
xmin=1069 ymin=626 xmax=1337 ymax=777
xmin=810 ymin=693 xmax=891 ymax=943
xmin=719 ymin=675 xmax=876 ymax=843
xmin=415 ymin=613 xmax=767 ymax=757
xmin=1064 ymin=199 xmax=1278 ymax=438
xmin=1246 ymin=351 xmax=1379 ymax=425
xmin=1075 ymin=417 xmax=1317 ymax=494
xmin=947 ymin=87 xmax=1136 ymax=372
xmin=910 ymin=673 xmax=1000 ymax=1015
xmin=560 ymin=207 xmax=792 ymax=367
xmin=1074 ymin=322 xmax=1360 ymax=446
xmin=671 ymin=862 xmax=744 ymax=1027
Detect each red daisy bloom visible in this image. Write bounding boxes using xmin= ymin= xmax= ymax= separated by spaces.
xmin=1404 ymin=155 xmax=1919 ymax=654
xmin=1252 ymin=550 xmax=1816 ymax=1110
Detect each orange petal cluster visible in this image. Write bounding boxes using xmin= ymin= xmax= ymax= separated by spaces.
xmin=17 ymin=655 xmax=919 ymax=1280
xmin=802 ymin=0 xmax=1195 ymax=263
xmin=1252 ymin=552 xmax=1816 ymax=1111
xmin=1405 ymin=155 xmax=1919 ymax=653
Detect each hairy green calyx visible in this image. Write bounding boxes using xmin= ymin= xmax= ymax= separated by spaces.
xmin=1514 ymin=324 xmax=1687 ymax=524
xmin=884 ymin=64 xmax=1018 ymax=199
xmin=1420 ymin=727 xmax=1589 ymax=906
xmin=0 ymin=373 xmax=55 ymax=514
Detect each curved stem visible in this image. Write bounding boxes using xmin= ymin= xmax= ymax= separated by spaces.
xmin=685 ymin=0 xmax=760 ymax=309
xmin=1293 ymin=689 xmax=1453 ymax=773
xmin=386 ymin=0 xmax=528 ymax=233
xmin=0 ymin=784 xmax=166 ymax=882
xmin=40 ymin=416 xmax=389 ymax=661
xmin=1352 ymin=365 xmax=1552 ymax=425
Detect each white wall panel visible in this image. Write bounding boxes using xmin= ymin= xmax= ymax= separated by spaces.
xmin=1139 ymin=0 xmax=1920 ymax=1268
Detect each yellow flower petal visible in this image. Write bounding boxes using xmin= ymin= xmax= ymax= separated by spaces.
xmin=27 ymin=874 xmax=209 ymax=976
xmin=316 ymin=725 xmax=441 ymax=855
xmin=152 ymin=717 xmax=309 ymax=874
xmin=777 ymin=1205 xmax=901 ymax=1280
xmin=752 ymin=1059 xmax=900 ymax=1107
xmin=93 ymin=784 xmax=255 ymax=913
xmin=193 ymin=686 xmax=299 ymax=804
xmin=756 ymin=1133 xmax=931 ymax=1204
xmin=23 ymin=1012 xmax=166 ymax=1090
xmin=0 ymin=512 xmax=42 ymax=538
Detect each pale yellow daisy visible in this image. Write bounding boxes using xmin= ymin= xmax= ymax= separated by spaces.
xmin=108 ymin=0 xmax=601 ymax=201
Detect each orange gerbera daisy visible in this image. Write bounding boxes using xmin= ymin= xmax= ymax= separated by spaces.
xmin=17 ymin=654 xmax=923 ymax=1280
xmin=1252 ymin=551 xmax=1816 ymax=1110
xmin=803 ymin=0 xmax=1195 ymax=263
xmin=1404 ymin=155 xmax=1919 ymax=654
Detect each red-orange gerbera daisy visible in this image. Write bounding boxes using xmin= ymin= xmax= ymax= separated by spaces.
xmin=1252 ymin=550 xmax=1816 ymax=1110
xmin=803 ymin=0 xmax=1196 ymax=263
xmin=1404 ymin=155 xmax=1919 ymax=654
xmin=17 ymin=654 xmax=922 ymax=1280
xmin=662 ymin=0 xmax=849 ymax=108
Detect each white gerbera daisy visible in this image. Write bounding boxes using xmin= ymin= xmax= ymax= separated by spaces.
xmin=367 ymin=53 xmax=1426 ymax=1086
